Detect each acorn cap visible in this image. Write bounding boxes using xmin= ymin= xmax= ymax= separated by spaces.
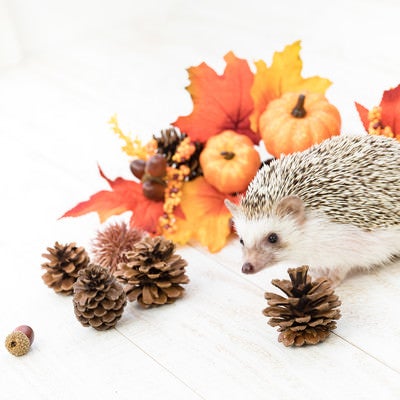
xmin=5 ymin=331 xmax=31 ymax=356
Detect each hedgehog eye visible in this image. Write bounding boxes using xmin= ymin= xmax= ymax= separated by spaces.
xmin=239 ymin=238 xmax=244 ymax=246
xmin=267 ymin=232 xmax=279 ymax=244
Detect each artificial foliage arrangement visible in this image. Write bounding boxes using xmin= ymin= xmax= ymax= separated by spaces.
xmin=116 ymin=236 xmax=189 ymax=308
xmin=60 ymin=41 xmax=400 ymax=254
xmin=41 ymin=242 xmax=90 ymax=295
xmin=61 ymin=40 xmax=341 ymax=253
xmin=263 ymin=266 xmax=341 ymax=347
xmin=73 ymin=264 xmax=127 ymax=331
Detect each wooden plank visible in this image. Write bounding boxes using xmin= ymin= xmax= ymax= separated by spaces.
xmin=117 ymin=246 xmax=400 ymax=399
xmin=195 ymin=239 xmax=400 ymax=374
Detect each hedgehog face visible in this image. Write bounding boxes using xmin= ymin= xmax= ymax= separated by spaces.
xmin=225 ymin=196 xmax=306 ymax=274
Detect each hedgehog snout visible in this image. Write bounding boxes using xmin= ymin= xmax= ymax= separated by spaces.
xmin=242 ymin=262 xmax=255 ymax=274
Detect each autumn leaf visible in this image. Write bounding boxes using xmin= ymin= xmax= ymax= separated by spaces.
xmin=381 ymin=85 xmax=400 ymax=134
xmin=354 ymin=102 xmax=369 ymax=131
xmin=250 ymin=40 xmax=332 ymax=133
xmin=173 ymin=52 xmax=259 ymax=144
xmin=355 ymin=84 xmax=400 ymax=139
xmin=61 ymin=166 xmax=164 ymax=233
xmin=172 ymin=177 xmax=237 ymax=253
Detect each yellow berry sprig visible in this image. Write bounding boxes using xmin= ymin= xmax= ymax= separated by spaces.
xmin=109 ymin=114 xmax=157 ymax=160
xmin=159 ymin=165 xmax=191 ymax=234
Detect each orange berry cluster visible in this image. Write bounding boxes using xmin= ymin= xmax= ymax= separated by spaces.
xmin=367 ymin=106 xmax=395 ymax=138
xmin=159 ymin=165 xmax=191 ymax=234
xmin=172 ymin=137 xmax=196 ymax=163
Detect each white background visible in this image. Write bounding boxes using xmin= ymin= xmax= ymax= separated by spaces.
xmin=1 ymin=1 xmax=399 ymax=399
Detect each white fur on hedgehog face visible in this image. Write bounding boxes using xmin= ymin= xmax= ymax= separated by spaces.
xmin=233 ymin=213 xmax=303 ymax=273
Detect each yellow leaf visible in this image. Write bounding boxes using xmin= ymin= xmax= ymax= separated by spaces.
xmin=163 ymin=217 xmax=193 ymax=246
xmin=250 ymin=40 xmax=332 ymax=133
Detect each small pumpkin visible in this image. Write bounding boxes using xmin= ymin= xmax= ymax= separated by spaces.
xmin=259 ymin=92 xmax=341 ymax=157
xmin=200 ymin=130 xmax=261 ymax=194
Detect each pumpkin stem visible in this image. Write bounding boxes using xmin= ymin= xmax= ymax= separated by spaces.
xmin=291 ymin=94 xmax=307 ymax=118
xmin=220 ymin=151 xmax=235 ymax=160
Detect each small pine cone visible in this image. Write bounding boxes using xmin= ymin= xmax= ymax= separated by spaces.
xmin=153 ymin=127 xmax=186 ymax=160
xmin=116 ymin=236 xmax=189 ymax=308
xmin=73 ymin=264 xmax=127 ymax=330
xmin=41 ymin=242 xmax=90 ymax=295
xmin=153 ymin=127 xmax=203 ymax=180
xmin=263 ymin=266 xmax=341 ymax=347
xmin=91 ymin=221 xmax=145 ymax=274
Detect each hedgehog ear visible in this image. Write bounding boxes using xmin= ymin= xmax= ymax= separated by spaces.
xmin=275 ymin=196 xmax=305 ymax=224
xmin=224 ymin=199 xmax=240 ymax=217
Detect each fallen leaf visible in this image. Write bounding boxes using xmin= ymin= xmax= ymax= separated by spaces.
xmin=250 ymin=40 xmax=332 ymax=133
xmin=173 ymin=52 xmax=259 ymax=144
xmin=61 ymin=166 xmax=164 ymax=234
xmin=176 ymin=177 xmax=238 ymax=253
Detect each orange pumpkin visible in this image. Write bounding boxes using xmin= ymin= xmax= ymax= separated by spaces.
xmin=200 ymin=130 xmax=261 ymax=194
xmin=259 ymin=92 xmax=341 ymax=157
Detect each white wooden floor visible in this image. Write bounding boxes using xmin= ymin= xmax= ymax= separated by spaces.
xmin=1 ymin=1 xmax=400 ymax=399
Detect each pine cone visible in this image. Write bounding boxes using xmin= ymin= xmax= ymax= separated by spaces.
xmin=153 ymin=127 xmax=203 ymax=180
xmin=153 ymin=127 xmax=186 ymax=160
xmin=116 ymin=236 xmax=189 ymax=308
xmin=91 ymin=221 xmax=144 ymax=274
xmin=41 ymin=242 xmax=90 ymax=295
xmin=263 ymin=266 xmax=341 ymax=347
xmin=73 ymin=264 xmax=127 ymax=330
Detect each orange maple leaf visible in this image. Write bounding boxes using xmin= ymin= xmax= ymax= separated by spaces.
xmin=250 ymin=40 xmax=332 ymax=133
xmin=61 ymin=166 xmax=164 ymax=234
xmin=173 ymin=52 xmax=259 ymax=144
xmin=355 ymin=84 xmax=400 ymax=138
xmin=170 ymin=177 xmax=237 ymax=253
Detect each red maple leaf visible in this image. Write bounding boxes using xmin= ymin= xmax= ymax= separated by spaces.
xmin=61 ymin=166 xmax=164 ymax=234
xmin=380 ymin=85 xmax=400 ymax=135
xmin=173 ymin=52 xmax=259 ymax=144
xmin=354 ymin=102 xmax=369 ymax=131
xmin=355 ymin=84 xmax=400 ymax=137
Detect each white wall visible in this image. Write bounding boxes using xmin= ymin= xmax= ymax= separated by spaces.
xmin=1 ymin=0 xmax=174 ymax=65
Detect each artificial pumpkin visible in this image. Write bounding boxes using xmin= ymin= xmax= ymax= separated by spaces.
xmin=200 ymin=130 xmax=261 ymax=194
xmin=259 ymin=92 xmax=341 ymax=158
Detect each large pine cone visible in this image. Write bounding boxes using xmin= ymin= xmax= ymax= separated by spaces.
xmin=116 ymin=236 xmax=189 ymax=308
xmin=41 ymin=242 xmax=90 ymax=295
xmin=73 ymin=264 xmax=127 ymax=330
xmin=263 ymin=266 xmax=341 ymax=347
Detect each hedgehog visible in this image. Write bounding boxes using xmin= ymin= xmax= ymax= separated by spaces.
xmin=225 ymin=134 xmax=400 ymax=286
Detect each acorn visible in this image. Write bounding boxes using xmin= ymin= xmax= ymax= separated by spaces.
xmin=145 ymin=154 xmax=167 ymax=177
xmin=130 ymin=159 xmax=146 ymax=180
xmin=142 ymin=180 xmax=165 ymax=201
xmin=5 ymin=325 xmax=34 ymax=356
